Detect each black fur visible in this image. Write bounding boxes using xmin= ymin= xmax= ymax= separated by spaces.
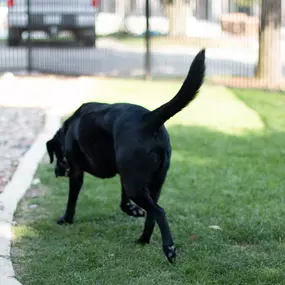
xmin=46 ymin=49 xmax=206 ymax=263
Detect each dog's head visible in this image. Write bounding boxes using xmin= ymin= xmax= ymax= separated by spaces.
xmin=46 ymin=129 xmax=70 ymax=177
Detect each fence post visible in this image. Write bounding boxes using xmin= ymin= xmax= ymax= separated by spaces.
xmin=27 ymin=0 xmax=32 ymax=73
xmin=145 ymin=0 xmax=151 ymax=80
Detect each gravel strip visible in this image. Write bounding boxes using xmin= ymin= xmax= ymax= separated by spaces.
xmin=0 ymin=107 xmax=45 ymax=193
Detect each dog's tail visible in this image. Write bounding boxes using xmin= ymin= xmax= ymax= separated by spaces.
xmin=142 ymin=49 xmax=206 ymax=132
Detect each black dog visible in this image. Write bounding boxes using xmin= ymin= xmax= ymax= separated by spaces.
xmin=46 ymin=49 xmax=205 ymax=263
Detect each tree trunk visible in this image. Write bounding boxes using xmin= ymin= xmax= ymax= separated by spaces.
xmin=256 ymin=0 xmax=282 ymax=84
xmin=164 ymin=0 xmax=192 ymax=37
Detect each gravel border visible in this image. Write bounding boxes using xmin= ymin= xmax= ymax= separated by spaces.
xmin=0 ymin=108 xmax=61 ymax=285
xmin=0 ymin=107 xmax=45 ymax=193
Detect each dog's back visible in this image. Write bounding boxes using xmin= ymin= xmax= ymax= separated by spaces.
xmin=64 ymin=49 xmax=205 ymax=185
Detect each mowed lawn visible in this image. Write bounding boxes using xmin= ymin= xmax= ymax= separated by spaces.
xmin=11 ymin=79 xmax=285 ymax=285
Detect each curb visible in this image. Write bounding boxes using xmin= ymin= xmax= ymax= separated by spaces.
xmin=0 ymin=108 xmax=61 ymax=285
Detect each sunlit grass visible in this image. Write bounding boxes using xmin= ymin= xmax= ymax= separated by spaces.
xmin=87 ymin=79 xmax=264 ymax=134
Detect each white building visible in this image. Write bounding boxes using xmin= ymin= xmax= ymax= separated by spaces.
xmin=99 ymin=0 xmax=285 ymax=23
xmin=96 ymin=0 xmax=285 ymax=36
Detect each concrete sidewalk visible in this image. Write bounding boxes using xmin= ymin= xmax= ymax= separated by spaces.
xmin=0 ymin=75 xmax=96 ymax=285
xmin=0 ymin=75 xmax=94 ymax=111
xmin=97 ymin=38 xmax=285 ymax=65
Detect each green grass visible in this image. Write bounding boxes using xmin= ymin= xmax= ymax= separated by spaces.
xmin=11 ymin=82 xmax=285 ymax=285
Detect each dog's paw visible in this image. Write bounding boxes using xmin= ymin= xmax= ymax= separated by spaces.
xmin=57 ymin=216 xmax=73 ymax=225
xmin=163 ymin=244 xmax=177 ymax=264
xmin=136 ymin=236 xmax=150 ymax=245
xmin=121 ymin=202 xmax=145 ymax=218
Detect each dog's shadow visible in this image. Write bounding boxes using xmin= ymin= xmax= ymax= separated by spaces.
xmin=20 ymin=124 xmax=285 ymax=250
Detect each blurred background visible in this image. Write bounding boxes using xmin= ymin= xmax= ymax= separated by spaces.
xmin=2 ymin=4 xmax=285 ymax=282
xmin=0 ymin=0 xmax=284 ymax=88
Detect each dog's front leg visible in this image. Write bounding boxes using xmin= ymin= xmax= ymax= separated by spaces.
xmin=57 ymin=170 xmax=84 ymax=225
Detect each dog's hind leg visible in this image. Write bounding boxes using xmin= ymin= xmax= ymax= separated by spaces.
xmin=131 ymin=192 xmax=176 ymax=263
xmin=136 ymin=191 xmax=160 ymax=245
xmin=136 ymin=171 xmax=167 ymax=245
xmin=120 ymin=186 xmax=145 ymax=217
xmin=57 ymin=170 xmax=84 ymax=225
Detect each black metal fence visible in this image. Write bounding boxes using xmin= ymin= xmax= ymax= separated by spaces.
xmin=0 ymin=0 xmax=283 ymax=80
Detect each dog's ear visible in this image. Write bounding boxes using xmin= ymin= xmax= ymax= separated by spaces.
xmin=46 ymin=139 xmax=55 ymax=164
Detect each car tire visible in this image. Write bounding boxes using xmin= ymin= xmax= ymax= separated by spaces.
xmin=8 ymin=28 xmax=21 ymax=47
xmin=75 ymin=29 xmax=96 ymax=48
xmin=83 ymin=35 xmax=95 ymax=47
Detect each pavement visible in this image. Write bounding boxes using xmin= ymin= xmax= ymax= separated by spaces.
xmin=0 ymin=38 xmax=284 ymax=78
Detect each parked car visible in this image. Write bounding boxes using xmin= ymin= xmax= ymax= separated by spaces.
xmin=7 ymin=0 xmax=98 ymax=46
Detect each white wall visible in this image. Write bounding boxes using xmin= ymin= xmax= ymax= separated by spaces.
xmin=210 ymin=0 xmax=223 ymax=21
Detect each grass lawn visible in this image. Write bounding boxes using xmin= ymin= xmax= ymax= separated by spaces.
xmin=11 ymin=80 xmax=285 ymax=285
